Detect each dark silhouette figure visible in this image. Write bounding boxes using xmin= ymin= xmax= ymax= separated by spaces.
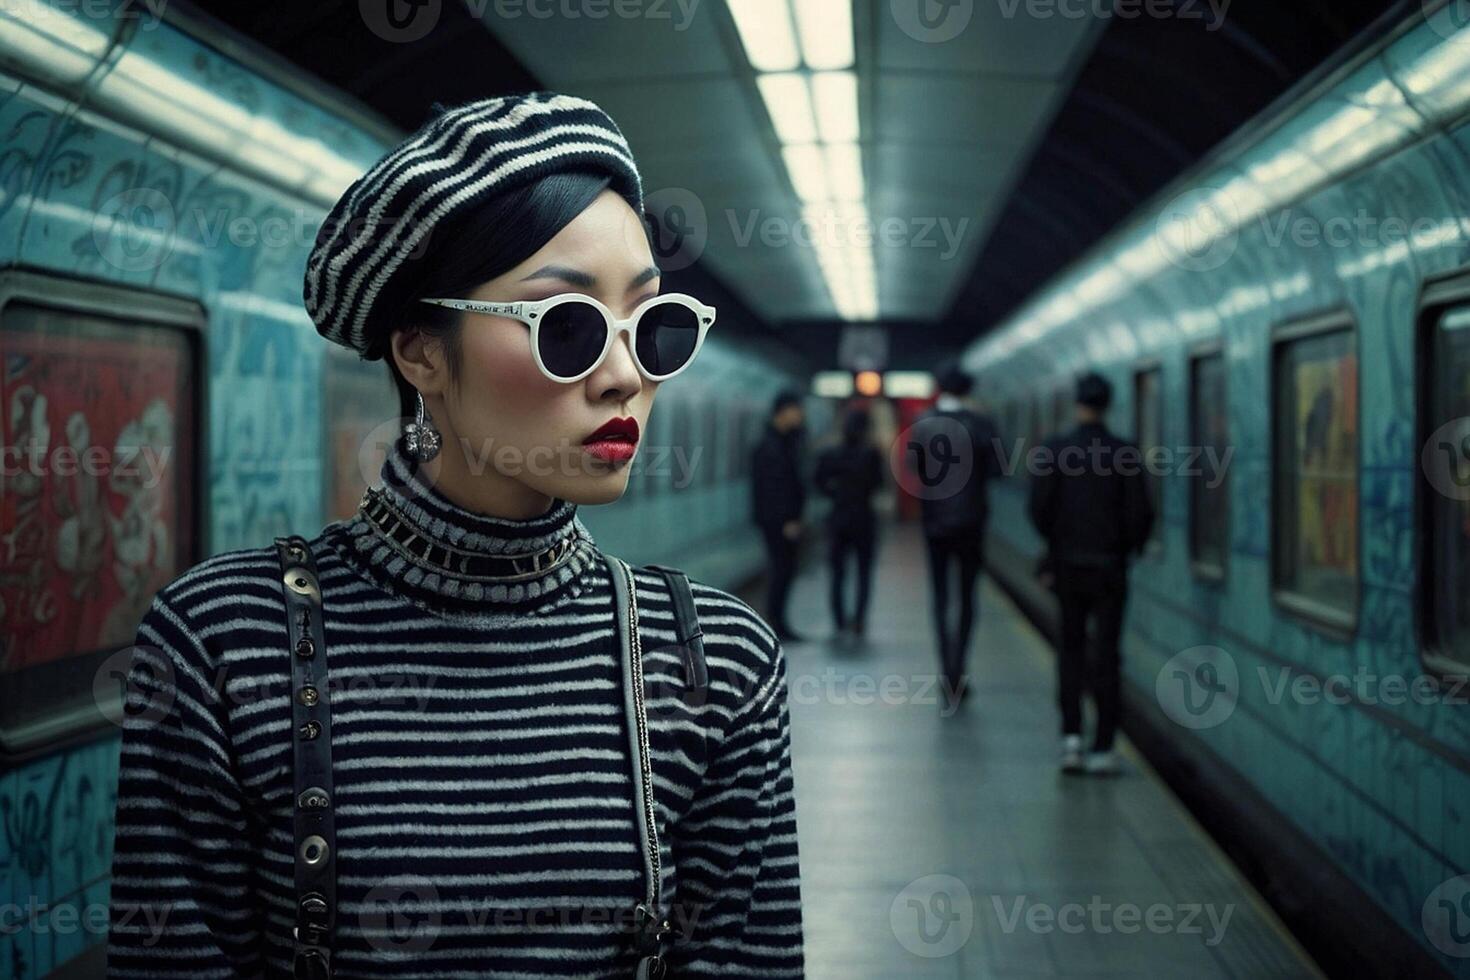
xmin=914 ymin=363 xmax=1001 ymax=710
xmin=1029 ymin=372 xmax=1155 ymax=775
xmin=815 ymin=407 xmax=884 ymax=639
xmin=752 ymin=390 xmax=807 ymax=642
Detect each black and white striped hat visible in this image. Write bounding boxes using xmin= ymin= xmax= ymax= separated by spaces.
xmin=304 ymin=91 xmax=644 ymax=359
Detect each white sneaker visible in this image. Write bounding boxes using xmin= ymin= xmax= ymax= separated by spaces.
xmin=1059 ymin=735 xmax=1084 ymax=774
xmin=1084 ymin=750 xmax=1121 ymax=776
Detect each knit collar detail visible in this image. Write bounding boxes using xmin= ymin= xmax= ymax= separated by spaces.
xmin=335 ymin=436 xmax=601 ymax=618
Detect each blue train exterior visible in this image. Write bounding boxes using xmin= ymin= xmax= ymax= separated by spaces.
xmin=0 ymin=3 xmax=818 ymax=976
xmin=968 ymin=8 xmax=1470 ymax=978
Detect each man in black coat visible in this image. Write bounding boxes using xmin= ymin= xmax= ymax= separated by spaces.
xmin=912 ymin=364 xmax=1002 ymax=712
xmin=752 ymin=390 xmax=807 ymax=642
xmin=814 ymin=406 xmax=884 ymax=640
xmin=1028 ymin=372 xmax=1155 ymax=776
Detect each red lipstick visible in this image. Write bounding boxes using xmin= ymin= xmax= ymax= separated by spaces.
xmin=582 ymin=416 xmax=639 ymax=463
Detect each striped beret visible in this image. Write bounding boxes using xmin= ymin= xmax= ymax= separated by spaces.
xmin=304 ymin=91 xmax=644 ymax=359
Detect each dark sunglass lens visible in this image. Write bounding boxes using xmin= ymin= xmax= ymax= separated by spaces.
xmin=635 ymin=302 xmax=701 ymax=377
xmin=537 ymin=301 xmax=607 ymax=378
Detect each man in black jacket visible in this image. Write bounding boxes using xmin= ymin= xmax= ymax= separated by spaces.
xmin=912 ymin=364 xmax=1002 ymax=712
xmin=752 ymin=390 xmax=807 ymax=642
xmin=814 ymin=406 xmax=884 ymax=640
xmin=1028 ymin=372 xmax=1155 ymax=775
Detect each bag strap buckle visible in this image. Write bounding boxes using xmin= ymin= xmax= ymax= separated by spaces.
xmin=642 ymin=563 xmax=709 ymax=697
xmin=292 ymin=945 xmax=331 ymax=980
xmin=634 ymin=901 xmax=675 ymax=944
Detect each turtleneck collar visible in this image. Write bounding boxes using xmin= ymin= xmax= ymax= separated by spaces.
xmin=333 ymin=435 xmax=602 ymax=619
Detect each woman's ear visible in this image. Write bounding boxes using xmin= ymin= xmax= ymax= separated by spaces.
xmin=390 ymin=326 xmax=449 ymax=397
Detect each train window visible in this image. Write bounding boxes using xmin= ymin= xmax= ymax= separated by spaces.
xmin=679 ymin=399 xmax=697 ymax=491
xmin=1189 ymin=351 xmax=1229 ymax=577
xmin=685 ymin=400 xmax=702 ymax=490
xmin=1029 ymin=394 xmax=1046 ymax=478
xmin=672 ymin=397 xmax=689 ymax=492
xmin=742 ymin=405 xmax=763 ymax=479
xmin=1020 ymin=399 xmax=1036 ymax=478
xmin=703 ymin=403 xmax=721 ymax=487
xmin=1134 ymin=366 xmax=1164 ymax=554
xmin=0 ymin=271 xmax=204 ymax=763
xmin=1271 ymin=317 xmax=1359 ymax=629
xmin=1052 ymin=385 xmax=1071 ymax=438
xmin=1426 ymin=306 xmax=1470 ymax=673
xmin=726 ymin=405 xmax=745 ymax=482
xmin=643 ymin=397 xmax=668 ymax=496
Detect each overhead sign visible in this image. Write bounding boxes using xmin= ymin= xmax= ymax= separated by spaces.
xmin=837 ymin=324 xmax=888 ymax=372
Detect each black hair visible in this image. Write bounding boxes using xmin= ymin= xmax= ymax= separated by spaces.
xmin=381 ymin=170 xmax=646 ymax=425
xmin=1075 ymin=371 xmax=1113 ymax=410
xmin=841 ymin=405 xmax=871 ymax=447
xmin=771 ymin=390 xmax=802 ymax=416
xmin=934 ymin=359 xmax=973 ymax=397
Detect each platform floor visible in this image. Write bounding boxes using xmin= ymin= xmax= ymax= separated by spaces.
xmin=752 ymin=521 xmax=1324 ymax=979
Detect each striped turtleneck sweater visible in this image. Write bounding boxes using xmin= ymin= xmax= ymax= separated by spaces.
xmin=106 ymin=438 xmax=805 ymax=979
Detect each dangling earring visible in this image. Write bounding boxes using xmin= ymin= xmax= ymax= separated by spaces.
xmin=403 ymin=390 xmax=442 ymax=462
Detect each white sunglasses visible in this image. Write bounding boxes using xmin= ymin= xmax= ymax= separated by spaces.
xmin=419 ymin=291 xmax=716 ymax=383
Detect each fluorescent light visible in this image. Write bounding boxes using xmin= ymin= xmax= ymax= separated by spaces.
xmin=756 ymin=62 xmax=871 ymax=320
xmin=884 ymin=371 xmax=936 ymax=398
xmin=792 ymin=0 xmax=854 ymax=69
xmin=804 ymin=201 xmax=877 ymax=318
xmin=783 ymin=144 xmax=830 ymax=202
xmin=728 ymin=0 xmax=801 ymax=71
xmin=811 ymin=71 xmax=859 ymax=141
xmin=813 ymin=371 xmax=855 ymax=397
xmin=756 ymin=73 xmax=817 ymax=143
xmin=96 ymin=50 xmax=364 ymax=203
xmin=823 ymin=142 xmax=863 ymax=200
xmin=0 ymin=3 xmax=108 ymax=86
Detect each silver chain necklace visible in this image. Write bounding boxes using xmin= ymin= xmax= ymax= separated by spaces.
xmin=358 ymin=486 xmax=582 ymax=584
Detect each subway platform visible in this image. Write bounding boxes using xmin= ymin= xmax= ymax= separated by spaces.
xmin=742 ymin=521 xmax=1324 ymax=979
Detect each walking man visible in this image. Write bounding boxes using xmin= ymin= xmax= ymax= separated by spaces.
xmin=1029 ymin=372 xmax=1155 ymax=775
xmin=752 ymin=390 xmax=808 ymax=643
xmin=914 ymin=363 xmax=1001 ymax=712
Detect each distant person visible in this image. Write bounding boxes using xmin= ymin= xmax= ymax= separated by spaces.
xmin=914 ymin=363 xmax=1001 ymax=712
xmin=815 ymin=406 xmax=884 ymax=640
xmin=752 ymin=390 xmax=807 ymax=642
xmin=1028 ymin=372 xmax=1155 ymax=776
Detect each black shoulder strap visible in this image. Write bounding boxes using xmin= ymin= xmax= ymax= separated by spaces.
xmin=274 ymin=536 xmax=336 ymax=980
xmin=642 ymin=564 xmax=709 ymax=698
xmin=604 ymin=553 xmax=673 ymax=980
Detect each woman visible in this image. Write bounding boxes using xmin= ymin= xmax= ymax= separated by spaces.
xmin=813 ymin=406 xmax=882 ymax=639
xmin=106 ymin=93 xmax=804 ymax=979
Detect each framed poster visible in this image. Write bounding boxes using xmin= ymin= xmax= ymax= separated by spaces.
xmin=1271 ymin=312 xmax=1360 ymax=633
xmin=0 ymin=271 xmax=204 ymax=766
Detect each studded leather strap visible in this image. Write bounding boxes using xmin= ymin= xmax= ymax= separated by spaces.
xmin=275 ymin=536 xmax=337 ymax=980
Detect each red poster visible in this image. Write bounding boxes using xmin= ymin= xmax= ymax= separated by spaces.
xmin=1 ymin=307 xmax=195 ymax=673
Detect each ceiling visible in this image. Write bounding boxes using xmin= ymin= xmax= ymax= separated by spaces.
xmin=178 ymin=0 xmax=1408 ymax=370
xmin=938 ymin=0 xmax=1412 ymax=348
xmin=480 ymin=0 xmax=1100 ymax=330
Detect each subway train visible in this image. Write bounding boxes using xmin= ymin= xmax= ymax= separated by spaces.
xmin=0 ymin=5 xmax=826 ymax=977
xmin=967 ymin=7 xmax=1470 ymax=979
